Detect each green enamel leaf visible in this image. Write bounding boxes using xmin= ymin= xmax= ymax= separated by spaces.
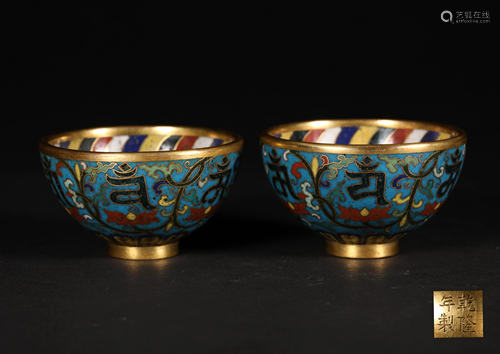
xmin=137 ymin=162 xmax=182 ymax=179
xmin=379 ymin=155 xmax=400 ymax=174
xmin=392 ymin=208 xmax=406 ymax=218
xmin=326 ymin=155 xmax=358 ymax=180
xmin=419 ymin=179 xmax=434 ymax=199
xmin=93 ymin=184 xmax=109 ymax=206
xmin=403 ymin=156 xmax=419 ymax=167
xmin=84 ymin=162 xmax=117 ymax=183
xmin=328 ymin=180 xmax=346 ymax=203
xmin=183 ymin=189 xmax=200 ymax=206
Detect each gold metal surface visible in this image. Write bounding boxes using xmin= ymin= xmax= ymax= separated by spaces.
xmin=260 ymin=119 xmax=467 ymax=154
xmin=433 ymin=290 xmax=483 ymax=338
xmin=326 ymin=241 xmax=399 ymax=259
xmin=39 ymin=126 xmax=244 ymax=161
xmin=107 ymin=242 xmax=179 ymax=260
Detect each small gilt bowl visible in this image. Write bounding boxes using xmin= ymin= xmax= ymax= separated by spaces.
xmin=39 ymin=126 xmax=243 ymax=260
xmin=260 ymin=119 xmax=466 ymax=258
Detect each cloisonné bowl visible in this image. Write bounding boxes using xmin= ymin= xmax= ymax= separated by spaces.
xmin=39 ymin=126 xmax=243 ymax=260
xmin=260 ymin=119 xmax=466 ymax=258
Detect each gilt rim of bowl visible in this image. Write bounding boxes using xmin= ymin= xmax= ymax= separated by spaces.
xmin=39 ymin=125 xmax=244 ymax=161
xmin=260 ymin=119 xmax=467 ymax=154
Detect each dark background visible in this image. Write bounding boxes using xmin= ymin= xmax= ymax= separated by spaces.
xmin=2 ymin=4 xmax=498 ymax=353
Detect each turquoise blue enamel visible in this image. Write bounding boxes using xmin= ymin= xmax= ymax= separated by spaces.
xmin=40 ymin=152 xmax=241 ymax=246
xmin=261 ymin=144 xmax=466 ymax=245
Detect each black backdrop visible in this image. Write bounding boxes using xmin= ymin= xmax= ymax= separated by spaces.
xmin=2 ymin=5 xmax=498 ymax=353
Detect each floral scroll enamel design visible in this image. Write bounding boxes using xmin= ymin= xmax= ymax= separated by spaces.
xmin=41 ymin=152 xmax=241 ymax=246
xmin=261 ymin=144 xmax=465 ymax=244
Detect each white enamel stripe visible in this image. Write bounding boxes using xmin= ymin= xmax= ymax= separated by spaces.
xmin=404 ymin=129 xmax=428 ymax=143
xmin=318 ymin=127 xmax=342 ymax=143
xmin=192 ymin=136 xmax=214 ymax=149
xmin=106 ymin=135 xmax=130 ymax=152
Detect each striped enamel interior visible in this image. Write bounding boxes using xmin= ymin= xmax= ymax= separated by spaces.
xmin=51 ymin=134 xmax=228 ymax=152
xmin=274 ymin=126 xmax=452 ymax=145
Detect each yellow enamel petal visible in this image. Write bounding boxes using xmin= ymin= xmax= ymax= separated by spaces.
xmin=399 ymin=215 xmax=407 ymax=227
xmin=341 ymin=234 xmax=360 ymax=244
xmin=178 ymin=205 xmax=189 ymax=215
xmin=392 ymin=193 xmax=410 ymax=205
xmin=74 ymin=163 xmax=81 ymax=181
xmin=159 ymin=195 xmax=175 ymax=207
xmin=311 ymin=155 xmax=319 ymax=178
xmin=412 ymin=199 xmax=423 ymax=208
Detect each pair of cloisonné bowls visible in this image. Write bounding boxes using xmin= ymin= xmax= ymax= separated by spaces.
xmin=39 ymin=120 xmax=467 ymax=260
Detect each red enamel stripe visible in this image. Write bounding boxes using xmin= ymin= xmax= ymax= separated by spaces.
xmin=303 ymin=129 xmax=325 ymax=143
xmin=175 ymin=136 xmax=198 ymax=150
xmin=386 ymin=129 xmax=413 ymax=144
xmin=93 ymin=137 xmax=112 ymax=151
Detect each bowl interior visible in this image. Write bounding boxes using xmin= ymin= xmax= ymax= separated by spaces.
xmin=49 ymin=128 xmax=232 ymax=152
xmin=274 ymin=125 xmax=453 ymax=145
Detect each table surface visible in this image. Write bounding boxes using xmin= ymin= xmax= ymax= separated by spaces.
xmin=3 ymin=7 xmax=498 ymax=353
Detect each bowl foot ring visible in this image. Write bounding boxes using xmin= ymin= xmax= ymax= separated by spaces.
xmin=107 ymin=242 xmax=179 ymax=260
xmin=326 ymin=240 xmax=399 ymax=259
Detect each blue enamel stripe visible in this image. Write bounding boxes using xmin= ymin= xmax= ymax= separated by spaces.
xmin=336 ymin=127 xmax=358 ymax=144
xmin=59 ymin=141 xmax=70 ymax=149
xmin=123 ymin=135 xmax=147 ymax=152
xmin=211 ymin=138 xmax=224 ymax=147
xmin=421 ymin=131 xmax=440 ymax=142
xmin=369 ymin=128 xmax=394 ymax=144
